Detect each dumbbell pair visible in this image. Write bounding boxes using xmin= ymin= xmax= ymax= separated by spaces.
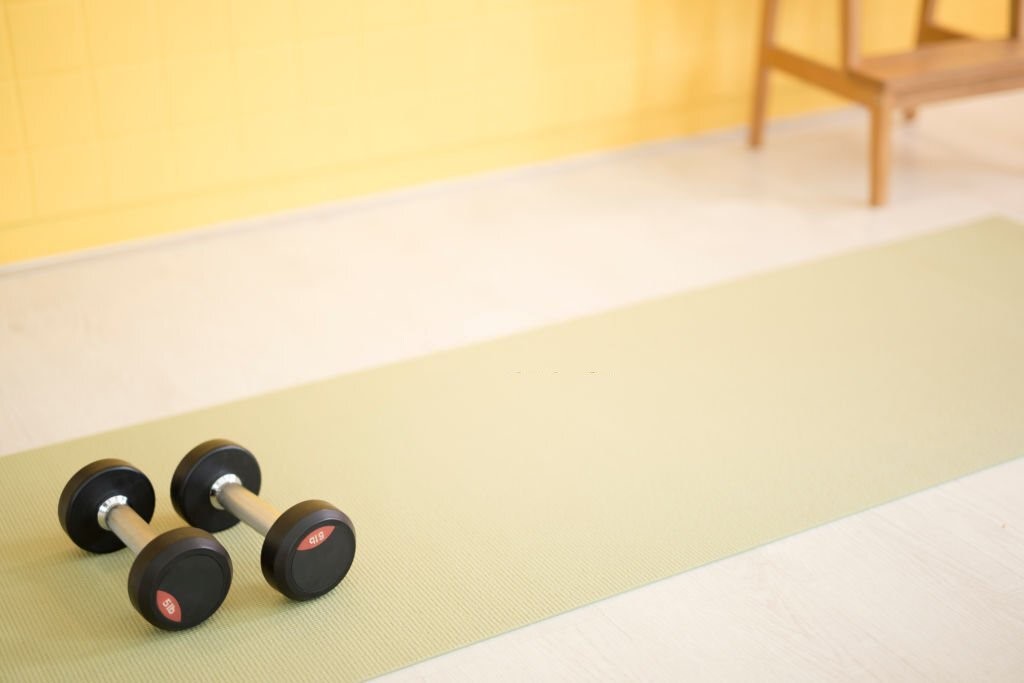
xmin=58 ymin=440 xmax=356 ymax=631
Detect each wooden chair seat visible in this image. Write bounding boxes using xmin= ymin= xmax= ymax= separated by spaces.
xmin=853 ymin=39 xmax=1024 ymax=95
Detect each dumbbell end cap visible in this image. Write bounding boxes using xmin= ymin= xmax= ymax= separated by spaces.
xmin=58 ymin=459 xmax=155 ymax=554
xmin=170 ymin=439 xmax=261 ymax=532
xmin=262 ymin=500 xmax=356 ymax=601
xmin=128 ymin=527 xmax=233 ymax=631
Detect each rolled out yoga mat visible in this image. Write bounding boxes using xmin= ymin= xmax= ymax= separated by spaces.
xmin=2 ymin=217 xmax=1023 ymax=681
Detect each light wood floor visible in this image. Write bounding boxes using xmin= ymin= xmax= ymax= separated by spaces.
xmin=2 ymin=92 xmax=1023 ymax=681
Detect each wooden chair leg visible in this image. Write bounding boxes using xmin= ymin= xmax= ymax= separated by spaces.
xmin=902 ymin=1 xmax=937 ymax=126
xmin=749 ymin=0 xmax=779 ymax=148
xmin=870 ymin=104 xmax=892 ymax=206
xmin=750 ymin=61 xmax=770 ymax=147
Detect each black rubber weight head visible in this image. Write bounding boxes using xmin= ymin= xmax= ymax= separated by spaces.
xmin=58 ymin=459 xmax=155 ymax=554
xmin=170 ymin=439 xmax=261 ymax=532
xmin=128 ymin=527 xmax=233 ymax=631
xmin=262 ymin=500 xmax=356 ymax=601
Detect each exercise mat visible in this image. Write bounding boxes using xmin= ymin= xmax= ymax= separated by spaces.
xmin=2 ymin=217 xmax=1023 ymax=681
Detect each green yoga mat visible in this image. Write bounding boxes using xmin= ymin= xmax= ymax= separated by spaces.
xmin=2 ymin=217 xmax=1023 ymax=681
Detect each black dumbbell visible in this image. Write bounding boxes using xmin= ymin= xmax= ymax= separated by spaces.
xmin=58 ymin=459 xmax=233 ymax=631
xmin=170 ymin=439 xmax=356 ymax=601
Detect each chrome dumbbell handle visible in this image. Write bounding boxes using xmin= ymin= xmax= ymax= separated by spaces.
xmin=98 ymin=496 xmax=157 ymax=555
xmin=211 ymin=474 xmax=279 ymax=536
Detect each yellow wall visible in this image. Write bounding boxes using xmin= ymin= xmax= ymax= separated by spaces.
xmin=0 ymin=0 xmax=1010 ymax=264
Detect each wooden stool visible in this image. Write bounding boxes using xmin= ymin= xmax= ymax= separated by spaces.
xmin=749 ymin=0 xmax=1024 ymax=206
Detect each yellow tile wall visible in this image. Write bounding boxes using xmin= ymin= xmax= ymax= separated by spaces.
xmin=0 ymin=0 xmax=1011 ymax=264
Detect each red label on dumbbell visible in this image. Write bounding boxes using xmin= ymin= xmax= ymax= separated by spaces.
xmin=156 ymin=590 xmax=181 ymax=623
xmin=297 ymin=525 xmax=334 ymax=551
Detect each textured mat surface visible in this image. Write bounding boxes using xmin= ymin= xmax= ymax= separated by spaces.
xmin=2 ymin=217 xmax=1022 ymax=681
